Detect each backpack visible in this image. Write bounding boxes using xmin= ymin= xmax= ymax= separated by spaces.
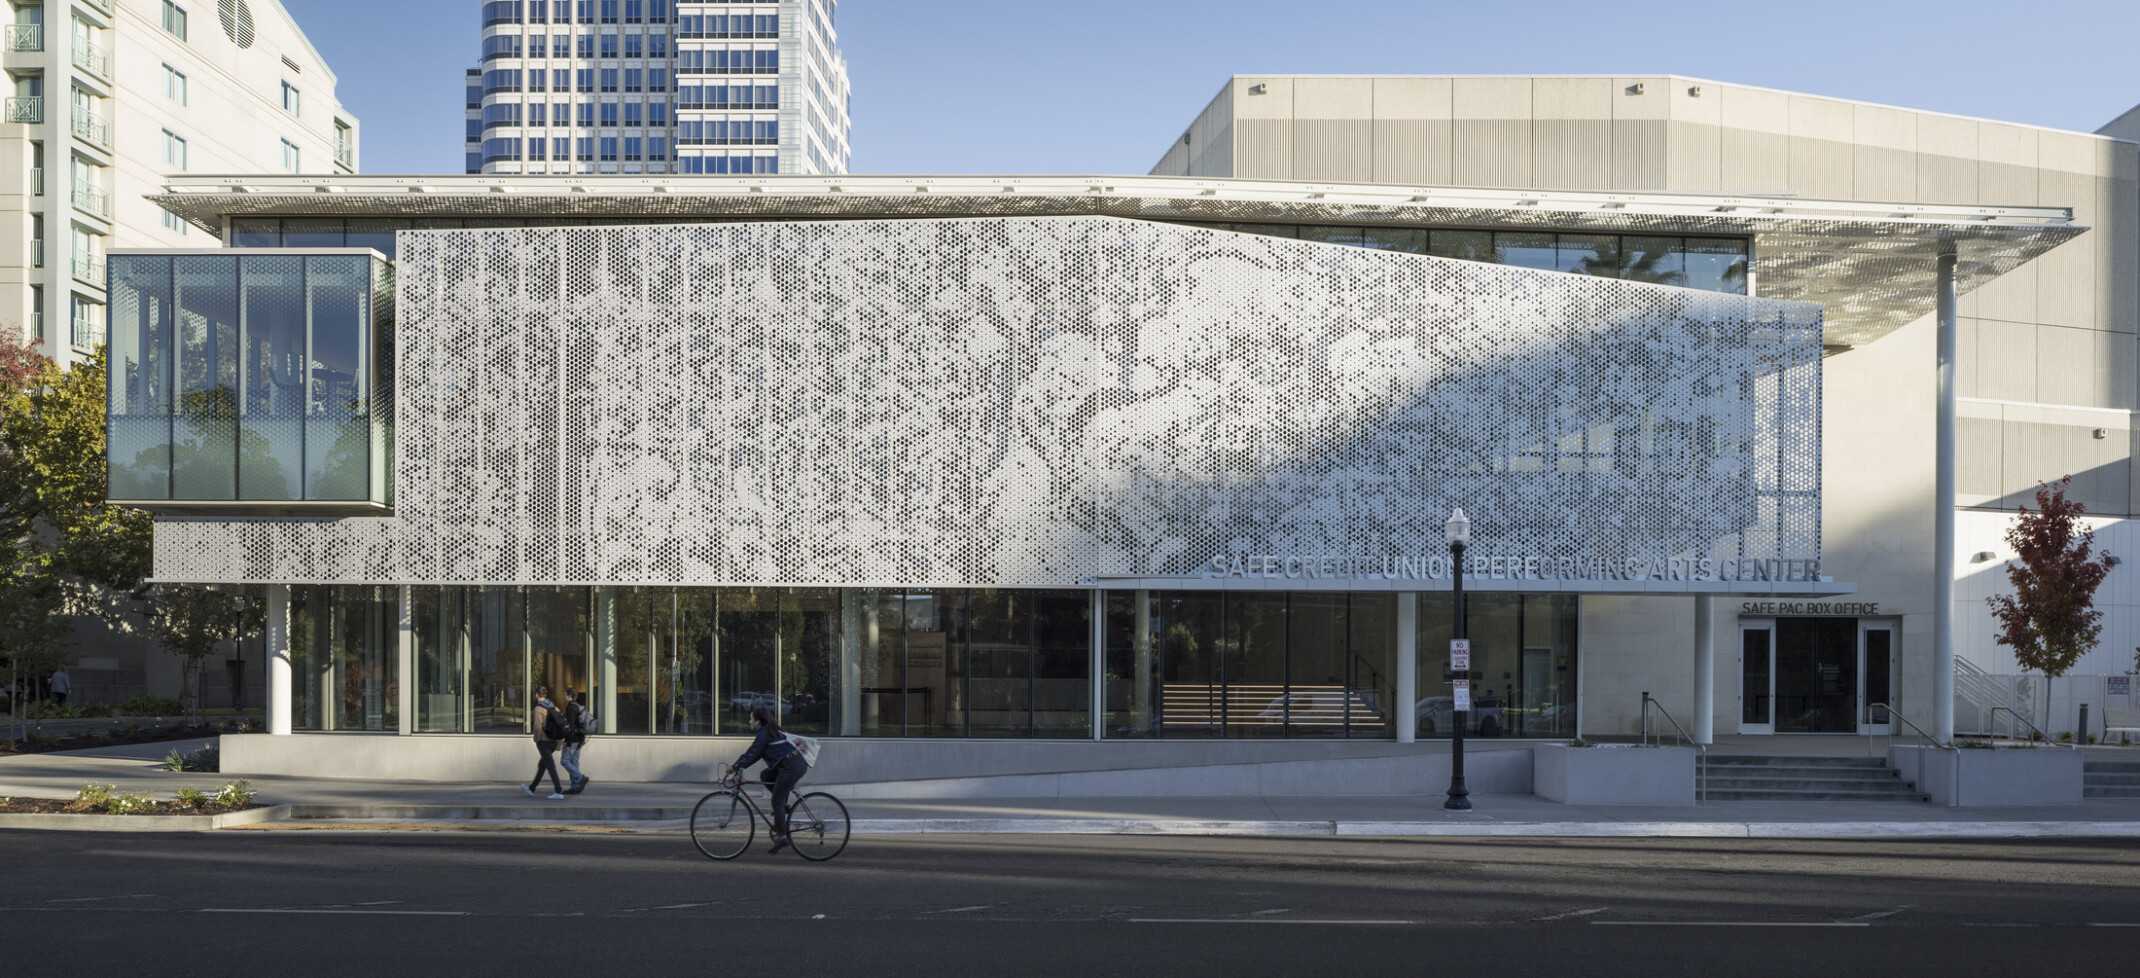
xmin=540 ymin=706 xmax=566 ymax=741
xmin=572 ymin=705 xmax=595 ymax=738
xmin=784 ymin=733 xmax=821 ymax=766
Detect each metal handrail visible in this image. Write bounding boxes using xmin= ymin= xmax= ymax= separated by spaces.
xmin=6 ymin=24 xmax=43 ymax=51
xmin=1987 ymin=706 xmax=2073 ymax=748
xmin=1870 ymin=703 xmax=1958 ymax=808
xmin=1640 ymin=692 xmax=1707 ymax=803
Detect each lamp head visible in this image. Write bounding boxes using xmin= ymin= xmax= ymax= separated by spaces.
xmin=1444 ymin=507 xmax=1471 ymax=548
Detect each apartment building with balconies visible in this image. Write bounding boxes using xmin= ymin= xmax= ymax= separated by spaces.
xmin=0 ymin=0 xmax=358 ymax=363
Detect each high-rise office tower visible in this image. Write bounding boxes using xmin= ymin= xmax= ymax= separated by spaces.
xmin=1 ymin=0 xmax=357 ymax=363
xmin=466 ymin=0 xmax=850 ymax=176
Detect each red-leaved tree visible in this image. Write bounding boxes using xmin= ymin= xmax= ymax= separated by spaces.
xmin=1986 ymin=477 xmax=2112 ymax=733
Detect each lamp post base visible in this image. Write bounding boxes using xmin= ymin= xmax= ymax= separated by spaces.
xmin=1444 ymin=779 xmax=1471 ymax=810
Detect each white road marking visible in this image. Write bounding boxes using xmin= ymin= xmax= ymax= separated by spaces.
xmin=200 ymin=908 xmax=470 ymax=916
xmin=1850 ymin=908 xmax=1909 ymax=921
xmin=1130 ymin=918 xmax=1415 ymax=925
xmin=45 ymin=894 xmax=157 ymax=904
xmin=923 ymin=905 xmax=995 ymax=914
xmin=2087 ymin=923 xmax=2140 ymax=927
xmin=1251 ymin=909 xmax=1292 ymax=916
xmin=351 ymin=901 xmax=403 ymax=907
xmin=653 ymin=903 xmax=711 ymax=910
xmin=1533 ymin=908 xmax=1608 ymax=921
xmin=1592 ymin=921 xmax=1869 ymax=928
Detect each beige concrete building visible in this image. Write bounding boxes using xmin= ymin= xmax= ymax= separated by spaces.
xmin=1157 ymin=75 xmax=2140 ymax=740
xmin=1 ymin=0 xmax=357 ymax=365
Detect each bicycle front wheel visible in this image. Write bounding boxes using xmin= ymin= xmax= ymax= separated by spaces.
xmin=786 ymin=792 xmax=851 ymax=861
xmin=690 ymin=790 xmax=754 ymax=860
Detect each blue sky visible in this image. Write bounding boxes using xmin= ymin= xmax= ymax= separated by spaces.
xmin=285 ymin=0 xmax=2140 ymax=176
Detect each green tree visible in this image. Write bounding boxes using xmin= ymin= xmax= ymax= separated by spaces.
xmin=142 ymin=584 xmax=264 ymax=715
xmin=1986 ymin=477 xmax=2112 ymax=733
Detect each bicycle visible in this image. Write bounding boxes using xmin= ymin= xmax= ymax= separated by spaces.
xmin=690 ymin=763 xmax=851 ymax=862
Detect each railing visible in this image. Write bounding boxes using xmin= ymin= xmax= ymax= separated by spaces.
xmin=6 ymin=24 xmax=43 ymax=51
xmin=1986 ymin=705 xmax=2073 ymax=748
xmin=334 ymin=140 xmax=355 ymax=170
xmin=31 ymin=309 xmax=42 ymax=341
xmin=30 ymin=238 xmax=42 ymax=267
xmin=1870 ymin=703 xmax=1957 ymax=808
xmin=71 ymin=36 xmax=110 ymax=79
xmin=70 ymin=106 xmax=109 ymax=148
xmin=70 ymin=181 xmax=108 ymax=219
xmin=29 ymin=166 xmax=41 ymax=195
xmin=70 ymin=312 xmax=96 ymax=349
xmin=1640 ymin=691 xmax=1707 ymax=802
xmin=71 ymin=254 xmax=102 ymax=286
xmin=6 ymin=95 xmax=41 ymax=124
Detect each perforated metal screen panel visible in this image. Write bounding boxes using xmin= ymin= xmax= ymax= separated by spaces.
xmin=152 ymin=215 xmax=1823 ymax=586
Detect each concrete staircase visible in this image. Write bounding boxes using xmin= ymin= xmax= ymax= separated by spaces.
xmin=2083 ymin=759 xmax=2140 ymax=799
xmin=1700 ymin=754 xmax=1925 ymax=802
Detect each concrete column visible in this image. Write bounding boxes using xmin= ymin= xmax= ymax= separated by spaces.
xmin=1089 ymin=589 xmax=1105 ymax=741
xmin=1396 ymin=592 xmax=1417 ymax=744
xmin=266 ymin=584 xmax=291 ymax=735
xmin=1693 ymin=594 xmax=1714 ymax=745
xmin=595 ymin=586 xmax=617 ymax=735
xmin=397 ymin=585 xmax=414 ymax=736
xmin=1935 ymin=251 xmax=1958 ymax=743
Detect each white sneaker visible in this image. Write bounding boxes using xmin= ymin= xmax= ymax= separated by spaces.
xmin=547 ymin=793 xmax=566 ymax=800
xmin=522 ymin=785 xmax=535 ymax=797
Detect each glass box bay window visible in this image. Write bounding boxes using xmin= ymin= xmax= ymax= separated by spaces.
xmin=106 ymin=250 xmax=393 ymax=514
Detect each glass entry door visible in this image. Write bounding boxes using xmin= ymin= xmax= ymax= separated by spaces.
xmin=1739 ymin=621 xmax=1773 ymax=735
xmin=1861 ymin=621 xmax=1896 ymax=735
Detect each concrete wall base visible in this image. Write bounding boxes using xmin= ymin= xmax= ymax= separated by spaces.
xmin=1534 ymin=744 xmax=1697 ymax=805
xmin=1890 ymin=745 xmax=2085 ymax=806
xmin=220 ymin=734 xmax=1536 ymax=796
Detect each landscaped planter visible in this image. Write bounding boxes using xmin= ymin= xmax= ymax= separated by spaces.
xmin=0 ymin=804 xmax=291 ymax=831
xmin=1534 ymin=744 xmax=1696 ymax=806
xmin=1889 ymin=745 xmax=2084 ymax=806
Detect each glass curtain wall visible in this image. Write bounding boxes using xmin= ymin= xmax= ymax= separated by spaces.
xmin=1103 ymin=591 xmax=1395 ymax=739
xmin=1415 ymin=593 xmax=1578 ymax=739
xmin=290 ymin=584 xmax=398 ymax=731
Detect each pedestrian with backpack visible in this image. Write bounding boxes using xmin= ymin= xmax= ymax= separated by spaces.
xmin=524 ymin=686 xmax=566 ymax=800
xmin=560 ymin=689 xmax=593 ymax=794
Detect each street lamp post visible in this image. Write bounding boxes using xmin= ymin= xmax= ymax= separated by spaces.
xmin=1444 ymin=507 xmax=1471 ymax=811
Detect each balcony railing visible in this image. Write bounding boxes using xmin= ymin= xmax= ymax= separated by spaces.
xmin=6 ymin=95 xmax=42 ymax=124
xmin=70 ymin=313 xmax=96 ymax=349
xmin=30 ymin=166 xmax=41 ymax=195
xmin=31 ymin=308 xmax=42 ymax=341
xmin=334 ymin=139 xmax=355 ymax=170
xmin=31 ymin=238 xmax=43 ymax=267
xmin=71 ymin=181 xmax=108 ymax=219
xmin=6 ymin=24 xmax=43 ymax=51
xmin=70 ymin=106 xmax=109 ymax=148
xmin=71 ymin=36 xmax=109 ymax=79
xmin=71 ymin=254 xmax=102 ymax=286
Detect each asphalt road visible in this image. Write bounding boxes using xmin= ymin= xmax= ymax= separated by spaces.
xmin=4 ymin=830 xmax=2138 ymax=976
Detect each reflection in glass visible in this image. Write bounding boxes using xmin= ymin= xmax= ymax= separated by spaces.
xmin=1493 ymin=233 xmax=1558 ymax=272
xmin=306 ymin=256 xmax=371 ymax=499
xmin=1556 ymin=234 xmax=1620 ymax=277
xmin=1361 ymin=227 xmax=1428 ymax=254
xmin=1297 ymin=225 xmax=1364 ymax=247
xmin=230 ymin=218 xmax=280 ymax=248
xmin=346 ymin=219 xmax=398 ymax=258
xmin=661 ymin=589 xmax=715 ymax=734
xmin=529 ymin=585 xmax=589 ymax=713
xmin=468 ymin=586 xmax=526 ymax=732
xmin=280 ymin=218 xmax=346 ymax=248
xmin=613 ymin=586 xmax=655 ymax=733
xmin=718 ymin=587 xmax=778 ymax=733
xmin=1426 ymin=230 xmax=1493 ymax=263
xmin=413 ymin=585 xmax=467 ymax=732
xmin=1620 ymin=236 xmax=1686 ymax=286
xmin=1416 ymin=593 xmax=1578 ymax=739
xmin=781 ymin=587 xmax=839 ymax=735
xmin=107 ymin=256 xmax=173 ymax=500
xmin=1684 ymin=237 xmax=1748 ymax=295
xmin=1233 ymin=592 xmax=1287 ymax=739
xmin=291 ymin=584 xmax=398 ymax=732
xmin=172 ymin=255 xmax=237 ymax=499
xmin=238 ymin=256 xmax=302 ymax=499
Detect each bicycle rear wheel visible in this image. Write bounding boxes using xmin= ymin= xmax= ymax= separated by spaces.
xmin=785 ymin=791 xmax=850 ymax=861
xmin=690 ymin=790 xmax=754 ymax=860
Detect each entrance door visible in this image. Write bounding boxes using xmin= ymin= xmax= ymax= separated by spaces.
xmin=1861 ymin=621 xmax=1896 ymax=735
xmin=1739 ymin=621 xmax=1773 ymax=735
xmin=1774 ymin=617 xmax=1857 ymax=733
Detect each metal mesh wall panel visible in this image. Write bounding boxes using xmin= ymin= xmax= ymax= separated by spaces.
xmin=153 ymin=215 xmax=1824 ymax=586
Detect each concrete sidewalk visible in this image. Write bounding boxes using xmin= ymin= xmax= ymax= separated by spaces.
xmin=5 ymin=738 xmax=2140 ymax=838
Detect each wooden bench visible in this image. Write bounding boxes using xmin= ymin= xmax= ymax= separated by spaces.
xmin=2104 ymin=708 xmax=2140 ymax=743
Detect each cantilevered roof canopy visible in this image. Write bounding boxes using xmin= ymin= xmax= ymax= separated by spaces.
xmin=151 ymin=173 xmax=2084 ymax=349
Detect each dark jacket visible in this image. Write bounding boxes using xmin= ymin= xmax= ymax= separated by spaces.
xmin=563 ymin=701 xmax=590 ymax=746
xmin=735 ymin=725 xmax=797 ymax=770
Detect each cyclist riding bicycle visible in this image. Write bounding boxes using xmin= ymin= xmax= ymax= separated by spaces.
xmin=732 ymin=705 xmax=809 ymax=853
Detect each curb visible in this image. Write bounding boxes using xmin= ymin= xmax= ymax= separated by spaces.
xmin=0 ymin=804 xmax=292 ymax=832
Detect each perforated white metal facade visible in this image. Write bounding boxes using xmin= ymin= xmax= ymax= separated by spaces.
xmin=151 ymin=215 xmax=1823 ymax=587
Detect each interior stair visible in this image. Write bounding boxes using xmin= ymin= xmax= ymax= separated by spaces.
xmin=2083 ymin=759 xmax=2140 ymax=799
xmin=1699 ymin=754 xmax=1926 ymax=802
